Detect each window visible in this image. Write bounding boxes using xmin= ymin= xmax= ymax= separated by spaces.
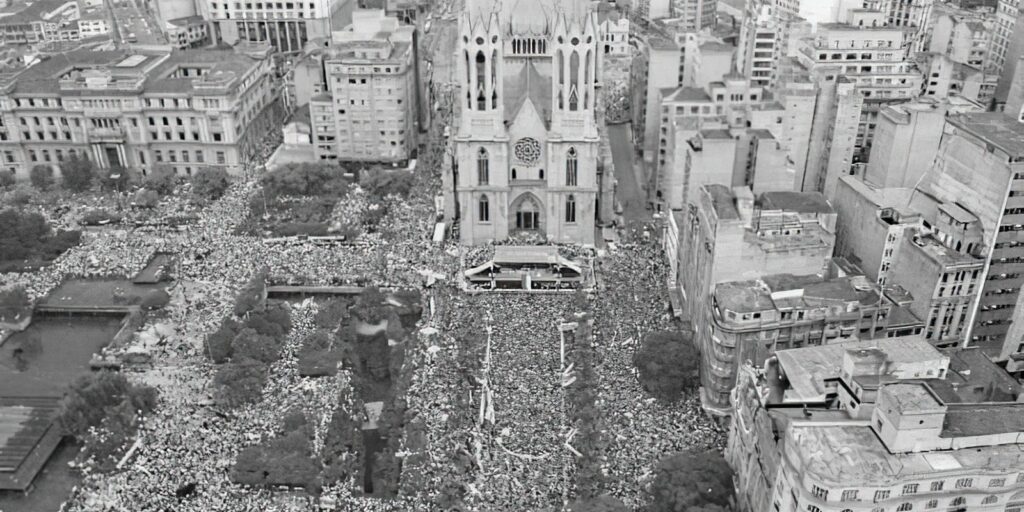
xmin=808 ymin=507 xmax=821 ymax=512
xmin=955 ymin=478 xmax=972 ymax=489
xmin=902 ymin=484 xmax=918 ymax=495
xmin=154 ymin=150 xmax=163 ymax=162
xmin=566 ymin=147 xmax=578 ymax=186
xmin=477 ymin=147 xmax=489 ymax=185
xmin=982 ymin=496 xmax=998 ymax=505
xmin=565 ymin=195 xmax=576 ymax=223
xmin=216 ymin=151 xmax=226 ymax=164
xmin=989 ymin=478 xmax=1005 ymax=487
xmin=841 ymin=490 xmax=858 ymax=501
xmin=896 ymin=504 xmax=912 ymax=511
xmin=478 ymin=194 xmax=490 ymax=222
xmin=812 ymin=486 xmax=827 ymax=500
xmin=924 ymin=500 xmax=937 ymax=509
xmin=930 ymin=481 xmax=943 ymax=492
xmin=950 ymin=497 xmax=965 ymax=506
xmin=874 ymin=490 xmax=890 ymax=502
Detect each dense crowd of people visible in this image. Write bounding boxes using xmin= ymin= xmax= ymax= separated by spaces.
xmin=1 ymin=38 xmax=727 ymax=512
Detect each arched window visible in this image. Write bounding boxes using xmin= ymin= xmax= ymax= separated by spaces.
xmin=478 ymin=194 xmax=489 ymax=222
xmin=924 ymin=500 xmax=937 ymax=509
xmin=896 ymin=503 xmax=912 ymax=512
xmin=950 ymin=497 xmax=965 ymax=507
xmin=565 ymin=194 xmax=576 ymax=223
xmin=981 ymin=495 xmax=997 ymax=505
xmin=569 ymin=51 xmax=580 ymax=110
xmin=491 ymin=49 xmax=499 ymax=108
xmin=475 ymin=51 xmax=487 ymax=110
xmin=566 ymin=147 xmax=578 ymax=186
xmin=511 ymin=168 xmax=517 ymax=180
xmin=477 ymin=147 xmax=489 ymax=184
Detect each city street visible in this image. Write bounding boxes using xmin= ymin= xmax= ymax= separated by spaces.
xmin=608 ymin=123 xmax=649 ymax=225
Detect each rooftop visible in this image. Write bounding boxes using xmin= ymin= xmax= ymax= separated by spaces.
xmin=941 ymin=402 xmax=1024 ymax=437
xmin=788 ymin=423 xmax=1024 ymax=485
xmin=663 ymin=85 xmax=711 ymax=103
xmin=758 ymin=191 xmax=833 ymax=214
xmin=947 ymin=112 xmax=1024 ymax=158
xmin=705 ymin=184 xmax=740 ymax=221
xmin=885 ymin=382 xmax=944 ymax=413
xmin=904 ymin=234 xmax=981 ymax=266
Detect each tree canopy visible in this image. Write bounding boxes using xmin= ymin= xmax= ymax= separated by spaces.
xmin=261 ymin=162 xmax=351 ymax=198
xmin=58 ymin=371 xmax=158 ymax=437
xmin=192 ymin=167 xmax=230 ymax=200
xmin=568 ymin=495 xmax=630 ymax=512
xmin=213 ymin=357 xmax=268 ymax=408
xmin=0 ymin=208 xmax=81 ymax=267
xmin=0 ymin=286 xmax=31 ymax=322
xmin=144 ymin=165 xmax=177 ymax=195
xmin=29 ymin=165 xmax=54 ymax=191
xmin=60 ymin=154 xmax=96 ymax=192
xmin=645 ymin=450 xmax=735 ymax=512
xmin=634 ymin=329 xmax=700 ymax=402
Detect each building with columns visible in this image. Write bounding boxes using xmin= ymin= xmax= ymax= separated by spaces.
xmin=205 ymin=0 xmax=356 ymax=53
xmin=0 ymin=44 xmax=281 ymax=181
xmin=451 ymin=0 xmax=605 ymax=245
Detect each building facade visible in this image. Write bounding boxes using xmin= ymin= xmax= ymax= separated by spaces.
xmin=451 ymin=0 xmax=603 ymax=245
xmin=207 ymin=0 xmax=355 ymax=53
xmin=308 ymin=9 xmax=417 ymax=163
xmin=0 ymin=45 xmax=281 ymax=181
xmin=728 ymin=338 xmax=1024 ymax=512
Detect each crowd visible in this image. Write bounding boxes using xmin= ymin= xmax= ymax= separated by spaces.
xmin=2 ymin=34 xmax=723 ymax=511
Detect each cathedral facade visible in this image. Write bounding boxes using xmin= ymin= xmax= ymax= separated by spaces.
xmin=453 ymin=0 xmax=602 ymax=245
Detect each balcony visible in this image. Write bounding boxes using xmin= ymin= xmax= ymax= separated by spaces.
xmin=87 ymin=126 xmax=125 ymax=142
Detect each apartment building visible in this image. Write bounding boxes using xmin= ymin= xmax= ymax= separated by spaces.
xmin=865 ymin=96 xmax=983 ymax=189
xmin=208 ymin=0 xmax=355 ymax=53
xmin=701 ymin=269 xmax=923 ymax=414
xmin=992 ymin=0 xmax=1023 ymax=104
xmin=653 ymin=73 xmax=815 ymax=208
xmin=796 ymin=10 xmax=923 ymax=199
xmin=890 ymin=231 xmax=984 ymax=347
xmin=736 ymin=0 xmax=809 ymax=89
xmin=76 ymin=12 xmax=109 ymax=38
xmin=912 ymin=112 xmax=1024 ymax=371
xmin=0 ymin=0 xmax=81 ymax=44
xmin=307 ymin=9 xmax=416 ymax=163
xmin=0 ymin=45 xmax=281 ymax=181
xmin=669 ymin=0 xmax=716 ymax=30
xmin=728 ymin=338 xmax=1024 ymax=512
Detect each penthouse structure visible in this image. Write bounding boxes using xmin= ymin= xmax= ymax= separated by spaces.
xmin=307 ymin=10 xmax=417 ymax=163
xmin=0 ymin=45 xmax=281 ymax=181
xmin=728 ymin=338 xmax=1024 ymax=512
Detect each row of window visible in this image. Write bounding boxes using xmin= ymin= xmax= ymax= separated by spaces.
xmin=811 ymin=475 xmax=1024 ymax=507
xmin=476 ymin=195 xmax=578 ymax=224
xmin=475 ymin=147 xmax=579 ymax=185
xmin=808 ymin=494 xmax=999 ymax=512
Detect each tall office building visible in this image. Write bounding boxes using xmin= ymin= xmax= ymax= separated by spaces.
xmin=206 ymin=0 xmax=355 ymax=53
xmin=307 ymin=9 xmax=417 ymax=163
xmin=671 ymin=0 xmax=717 ymax=30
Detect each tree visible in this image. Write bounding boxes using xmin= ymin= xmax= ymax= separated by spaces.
xmin=213 ymin=357 xmax=268 ymax=408
xmin=144 ymin=165 xmax=177 ymax=195
xmin=568 ymin=495 xmax=629 ymax=512
xmin=352 ymin=287 xmax=387 ymax=324
xmin=58 ymin=371 xmax=157 ymax=436
xmin=0 ymin=286 xmax=31 ymax=322
xmin=0 ymin=172 xmax=14 ymax=189
xmin=645 ymin=450 xmax=734 ymax=512
xmin=192 ymin=167 xmax=230 ymax=200
xmin=131 ymin=188 xmax=160 ymax=208
xmin=232 ymin=328 xmax=283 ymax=364
xmin=260 ymin=162 xmax=351 ymax=198
xmin=29 ymin=165 xmax=54 ymax=191
xmin=234 ymin=270 xmax=268 ymax=317
xmin=634 ymin=330 xmax=699 ymax=403
xmin=100 ymin=165 xmax=133 ymax=191
xmin=359 ymin=170 xmax=414 ymax=200
xmin=205 ymin=319 xmax=239 ymax=363
xmin=60 ymin=153 xmax=96 ymax=192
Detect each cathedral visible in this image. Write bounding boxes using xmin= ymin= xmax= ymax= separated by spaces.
xmin=453 ymin=0 xmax=603 ymax=245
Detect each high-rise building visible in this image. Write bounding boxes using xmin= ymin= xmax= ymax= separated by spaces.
xmin=0 ymin=45 xmax=281 ymax=181
xmin=670 ymin=0 xmax=717 ymax=30
xmin=206 ymin=0 xmax=356 ymax=53
xmin=728 ymin=338 xmax=1024 ymax=512
xmin=451 ymin=0 xmax=604 ymax=245
xmin=914 ymin=112 xmax=1024 ymax=372
xmin=307 ymin=9 xmax=418 ymax=163
xmin=736 ymin=0 xmax=810 ymax=89
xmin=796 ymin=10 xmax=923 ymax=199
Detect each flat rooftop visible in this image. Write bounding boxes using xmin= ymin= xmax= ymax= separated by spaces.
xmin=947 ymin=112 xmax=1024 ymax=158
xmin=706 ymin=184 xmax=740 ymax=221
xmin=758 ymin=191 xmax=833 ymax=214
xmin=906 ymin=234 xmax=981 ymax=266
xmin=773 ymin=336 xmax=943 ymax=400
xmin=788 ymin=423 xmax=1024 ymax=485
xmin=941 ymin=403 xmax=1024 ymax=437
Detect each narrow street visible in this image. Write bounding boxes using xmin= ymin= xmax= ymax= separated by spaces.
xmin=608 ymin=123 xmax=650 ymax=226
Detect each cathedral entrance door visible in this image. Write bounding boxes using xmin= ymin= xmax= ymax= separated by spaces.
xmin=512 ymin=194 xmax=543 ymax=233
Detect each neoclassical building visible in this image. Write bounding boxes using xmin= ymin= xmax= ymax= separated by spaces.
xmin=453 ymin=0 xmax=602 ymax=245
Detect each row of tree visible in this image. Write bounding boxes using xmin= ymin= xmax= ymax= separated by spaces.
xmin=0 ymin=207 xmax=81 ymax=269
xmin=58 ymin=371 xmax=159 ymax=471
